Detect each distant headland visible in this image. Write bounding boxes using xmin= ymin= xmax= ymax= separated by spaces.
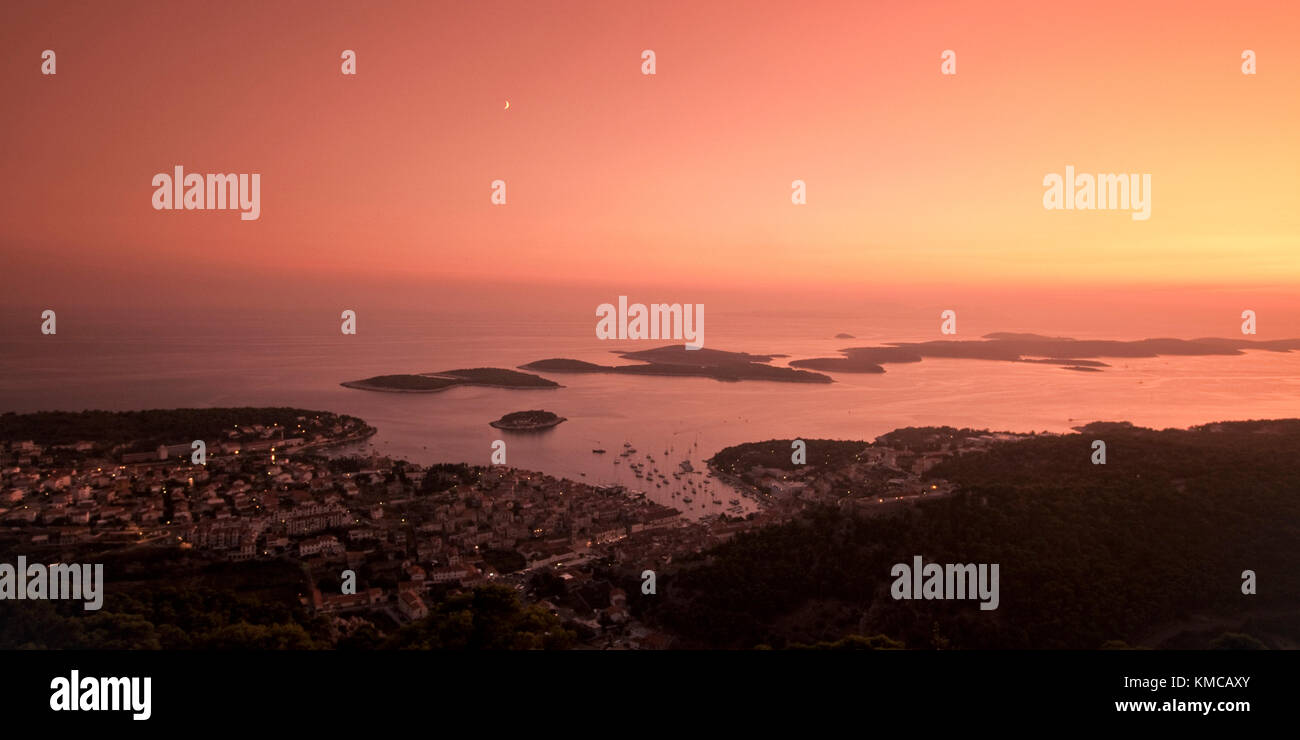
xmin=790 ymin=333 xmax=1300 ymax=374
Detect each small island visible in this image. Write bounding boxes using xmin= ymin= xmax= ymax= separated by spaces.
xmin=489 ymin=410 xmax=567 ymax=431
xmin=834 ymin=333 xmax=856 ymax=339
xmin=342 ymin=368 xmax=561 ymax=393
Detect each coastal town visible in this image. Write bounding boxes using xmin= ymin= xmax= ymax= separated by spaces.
xmin=709 ymin=427 xmax=1035 ymax=518
xmin=0 ymin=409 xmax=1030 ymax=648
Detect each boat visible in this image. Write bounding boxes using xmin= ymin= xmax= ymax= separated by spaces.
xmin=592 ymin=449 xmax=606 ymax=454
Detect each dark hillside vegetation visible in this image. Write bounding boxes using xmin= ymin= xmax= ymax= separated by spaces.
xmin=643 ymin=420 xmax=1300 ymax=649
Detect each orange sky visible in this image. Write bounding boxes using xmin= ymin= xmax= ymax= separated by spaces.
xmin=1 ymin=0 xmax=1298 ymax=321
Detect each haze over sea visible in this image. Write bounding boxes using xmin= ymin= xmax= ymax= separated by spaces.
xmin=2 ymin=303 xmax=1297 ymax=517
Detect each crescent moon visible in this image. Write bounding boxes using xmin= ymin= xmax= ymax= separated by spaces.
xmin=504 ymin=100 xmax=510 ymax=110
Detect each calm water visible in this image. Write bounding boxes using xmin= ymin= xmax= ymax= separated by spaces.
xmin=2 ymin=309 xmax=1297 ymax=518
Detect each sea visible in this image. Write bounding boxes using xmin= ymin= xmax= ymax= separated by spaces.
xmin=2 ymin=307 xmax=1297 ymax=519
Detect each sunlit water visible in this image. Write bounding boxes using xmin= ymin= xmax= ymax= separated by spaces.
xmin=3 ymin=311 xmax=1297 ymax=518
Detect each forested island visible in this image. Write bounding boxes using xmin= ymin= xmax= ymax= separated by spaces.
xmin=489 ymin=410 xmax=566 ymax=431
xmin=342 ymin=368 xmax=561 ymax=392
xmin=522 ymin=345 xmax=831 ymax=384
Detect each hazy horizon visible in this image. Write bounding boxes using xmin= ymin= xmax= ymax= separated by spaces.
xmin=4 ymin=0 xmax=1299 ymax=333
